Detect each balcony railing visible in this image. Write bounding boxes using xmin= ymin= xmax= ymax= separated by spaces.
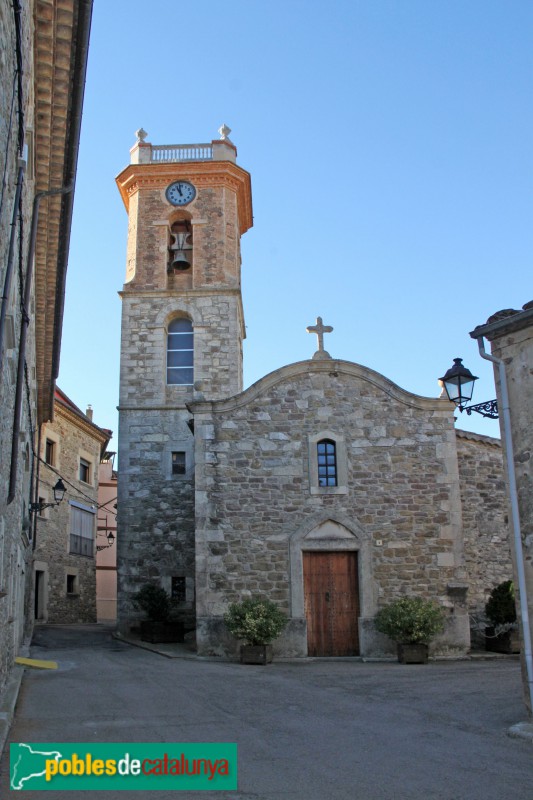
xmin=150 ymin=144 xmax=213 ymax=162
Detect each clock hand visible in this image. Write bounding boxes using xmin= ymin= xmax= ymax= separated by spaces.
xmin=177 ymin=185 xmax=183 ymax=196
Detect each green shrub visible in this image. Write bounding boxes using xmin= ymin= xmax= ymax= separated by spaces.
xmin=375 ymin=596 xmax=445 ymax=644
xmin=133 ymin=583 xmax=171 ymax=622
xmin=485 ymin=580 xmax=516 ymax=626
xmin=224 ymin=597 xmax=288 ymax=646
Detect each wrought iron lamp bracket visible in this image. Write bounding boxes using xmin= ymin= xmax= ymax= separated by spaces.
xmin=459 ymin=399 xmax=499 ymax=419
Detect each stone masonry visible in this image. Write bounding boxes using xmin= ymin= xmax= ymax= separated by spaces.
xmin=1 ymin=0 xmax=92 ymax=696
xmin=115 ymin=131 xmax=514 ymax=660
xmin=456 ymin=430 xmax=511 ymax=644
xmin=116 ymin=134 xmax=253 ymax=632
xmin=33 ymin=390 xmax=110 ymax=624
xmin=471 ymin=303 xmax=533 ymax=714
xmin=0 ymin=0 xmax=36 ymax=695
xmin=456 ymin=432 xmax=511 ymax=605
xmin=190 ymin=359 xmax=472 ymax=658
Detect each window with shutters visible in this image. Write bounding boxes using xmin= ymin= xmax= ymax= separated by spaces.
xmin=69 ymin=503 xmax=96 ymax=557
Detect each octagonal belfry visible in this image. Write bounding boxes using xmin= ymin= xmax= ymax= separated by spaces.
xmin=116 ymin=128 xmax=253 ymax=635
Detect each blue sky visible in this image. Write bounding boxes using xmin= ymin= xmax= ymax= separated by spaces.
xmin=59 ymin=0 xmax=532 ymax=450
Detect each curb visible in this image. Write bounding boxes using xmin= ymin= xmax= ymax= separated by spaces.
xmin=114 ymin=635 xmax=520 ymax=665
xmin=0 ymin=664 xmax=25 ymax=758
xmin=113 ymin=633 xmax=202 ymax=660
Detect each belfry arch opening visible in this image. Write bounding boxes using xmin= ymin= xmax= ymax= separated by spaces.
xmin=168 ymin=215 xmax=193 ymax=274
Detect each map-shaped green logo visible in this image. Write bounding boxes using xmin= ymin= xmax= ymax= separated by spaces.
xmin=10 ymin=741 xmax=238 ymax=790
xmin=10 ymin=743 xmax=63 ymax=790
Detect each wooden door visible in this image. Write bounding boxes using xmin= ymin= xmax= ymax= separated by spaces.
xmin=303 ymin=551 xmax=360 ymax=656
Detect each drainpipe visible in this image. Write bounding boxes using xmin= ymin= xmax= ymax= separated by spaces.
xmin=0 ymin=152 xmax=26 ymax=378
xmin=475 ymin=335 xmax=533 ymax=714
xmin=7 ymin=184 xmax=73 ymax=505
xmin=31 ymin=423 xmax=43 ymax=549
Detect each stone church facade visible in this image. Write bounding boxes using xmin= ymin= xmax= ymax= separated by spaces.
xmin=116 ymin=129 xmax=511 ymax=658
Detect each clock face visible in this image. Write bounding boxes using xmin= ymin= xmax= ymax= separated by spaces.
xmin=165 ymin=181 xmax=196 ymax=206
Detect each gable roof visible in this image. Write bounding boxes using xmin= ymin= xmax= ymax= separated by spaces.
xmin=54 ymin=386 xmax=112 ymax=455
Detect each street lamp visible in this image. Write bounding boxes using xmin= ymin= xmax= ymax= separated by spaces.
xmin=439 ymin=358 xmax=498 ymax=419
xmin=30 ymin=478 xmax=67 ymax=514
xmin=96 ymin=531 xmax=115 ymax=552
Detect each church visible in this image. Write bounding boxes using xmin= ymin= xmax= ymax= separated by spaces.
xmin=115 ymin=128 xmax=510 ymax=659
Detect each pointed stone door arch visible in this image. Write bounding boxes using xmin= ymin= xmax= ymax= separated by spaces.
xmin=290 ymin=516 xmax=373 ymax=657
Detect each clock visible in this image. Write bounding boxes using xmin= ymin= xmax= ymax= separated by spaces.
xmin=165 ymin=181 xmax=196 ymax=206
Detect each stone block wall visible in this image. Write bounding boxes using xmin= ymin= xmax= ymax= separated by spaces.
xmin=191 ymin=359 xmax=470 ymax=658
xmin=116 ymin=408 xmax=196 ymax=632
xmin=476 ymin=304 xmax=533 ymax=713
xmin=0 ymin=0 xmax=36 ymax=695
xmin=119 ymin=291 xmax=244 ymax=406
xmin=456 ymin=430 xmax=511 ymax=632
xmin=33 ymin=404 xmax=105 ymax=624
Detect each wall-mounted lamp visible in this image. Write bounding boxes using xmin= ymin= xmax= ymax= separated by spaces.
xmin=30 ymin=478 xmax=67 ymax=514
xmin=96 ymin=531 xmax=115 ymax=552
xmin=439 ymin=358 xmax=498 ymax=419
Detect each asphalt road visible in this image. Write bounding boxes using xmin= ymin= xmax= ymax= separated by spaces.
xmin=0 ymin=625 xmax=531 ymax=800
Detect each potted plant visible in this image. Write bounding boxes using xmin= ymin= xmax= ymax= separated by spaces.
xmin=133 ymin=583 xmax=184 ymax=644
xmin=224 ymin=597 xmax=288 ymax=664
xmin=374 ymin=596 xmax=445 ymax=664
xmin=485 ymin=580 xmax=519 ymax=654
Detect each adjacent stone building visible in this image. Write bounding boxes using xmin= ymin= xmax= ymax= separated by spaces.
xmin=33 ymin=389 xmax=110 ymax=624
xmin=116 ymin=129 xmax=513 ymax=659
xmin=0 ymin=0 xmax=92 ymax=696
xmin=470 ymin=303 xmax=533 ymax=713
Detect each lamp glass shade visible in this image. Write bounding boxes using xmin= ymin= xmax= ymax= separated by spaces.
xmin=53 ymin=478 xmax=66 ymax=503
xmin=439 ymin=358 xmax=478 ymax=407
xmin=107 ymin=532 xmax=116 ymax=546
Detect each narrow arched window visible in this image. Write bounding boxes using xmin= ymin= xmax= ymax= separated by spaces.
xmin=167 ymin=318 xmax=193 ymax=385
xmin=317 ymin=439 xmax=337 ymax=487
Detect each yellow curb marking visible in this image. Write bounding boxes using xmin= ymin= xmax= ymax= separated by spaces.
xmin=15 ymin=657 xmax=58 ymax=670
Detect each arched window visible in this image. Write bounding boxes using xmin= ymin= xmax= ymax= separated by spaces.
xmin=317 ymin=439 xmax=337 ymax=487
xmin=167 ymin=318 xmax=193 ymax=385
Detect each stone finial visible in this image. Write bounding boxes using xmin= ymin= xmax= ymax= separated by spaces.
xmin=135 ymin=128 xmax=148 ymax=143
xmin=218 ymin=123 xmax=232 ymax=141
xmin=306 ymin=316 xmax=333 ymax=360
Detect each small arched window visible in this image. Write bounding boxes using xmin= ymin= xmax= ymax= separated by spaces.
xmin=317 ymin=439 xmax=337 ymax=487
xmin=167 ymin=318 xmax=194 ymax=385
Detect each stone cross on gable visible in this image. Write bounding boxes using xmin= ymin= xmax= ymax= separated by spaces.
xmin=306 ymin=316 xmax=333 ymax=360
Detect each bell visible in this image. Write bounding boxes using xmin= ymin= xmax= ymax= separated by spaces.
xmin=170 ymin=250 xmax=191 ymax=270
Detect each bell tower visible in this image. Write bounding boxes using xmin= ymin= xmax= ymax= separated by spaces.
xmin=115 ymin=127 xmax=253 ymax=633
xmin=116 ymin=125 xmax=253 ymax=400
